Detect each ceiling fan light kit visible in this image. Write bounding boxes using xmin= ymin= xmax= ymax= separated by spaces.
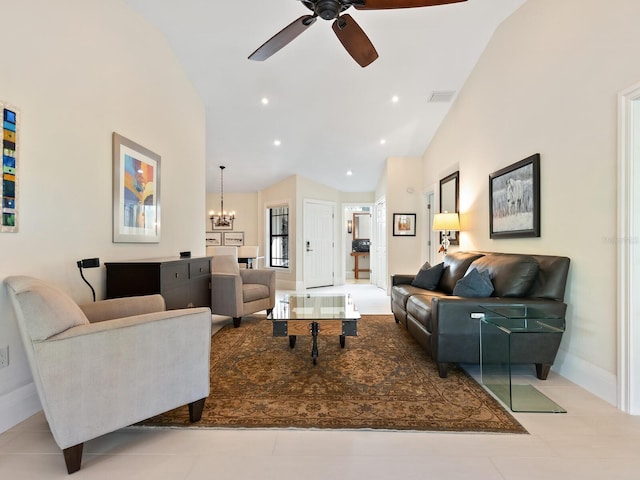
xmin=248 ymin=0 xmax=467 ymax=67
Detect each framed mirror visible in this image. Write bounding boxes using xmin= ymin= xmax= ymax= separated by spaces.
xmin=439 ymin=171 xmax=459 ymax=245
xmin=353 ymin=212 xmax=371 ymax=240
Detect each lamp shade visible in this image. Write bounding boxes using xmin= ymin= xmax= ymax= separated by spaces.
xmin=433 ymin=212 xmax=460 ymax=231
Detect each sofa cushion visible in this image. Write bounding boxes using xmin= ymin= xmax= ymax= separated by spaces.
xmin=437 ymin=252 xmax=485 ymax=294
xmin=391 ymin=284 xmax=431 ymax=310
xmin=242 ymin=284 xmax=269 ymax=303
xmin=411 ymin=262 xmax=444 ymax=290
xmin=468 ymin=253 xmax=539 ymax=297
xmin=12 ymin=280 xmax=89 ymax=341
xmin=452 ymin=268 xmax=494 ymax=297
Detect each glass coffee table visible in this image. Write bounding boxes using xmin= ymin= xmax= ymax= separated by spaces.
xmin=268 ymin=293 xmax=360 ymax=365
xmin=474 ymin=304 xmax=566 ymax=413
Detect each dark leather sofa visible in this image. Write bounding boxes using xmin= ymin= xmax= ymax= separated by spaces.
xmin=391 ymin=251 xmax=570 ymax=379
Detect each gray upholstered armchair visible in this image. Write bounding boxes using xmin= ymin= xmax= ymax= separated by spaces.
xmin=4 ymin=276 xmax=212 ymax=474
xmin=210 ymin=255 xmax=276 ymax=327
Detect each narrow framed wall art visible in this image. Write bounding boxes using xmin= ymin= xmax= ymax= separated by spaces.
xmin=1 ymin=101 xmax=18 ymax=233
xmin=112 ymin=132 xmax=161 ymax=243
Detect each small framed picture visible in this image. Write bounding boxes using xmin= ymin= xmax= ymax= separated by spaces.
xmin=206 ymin=231 xmax=222 ymax=246
xmin=393 ymin=213 xmax=416 ymax=236
xmin=489 ymin=153 xmax=540 ymax=239
xmin=223 ymin=231 xmax=244 ymax=246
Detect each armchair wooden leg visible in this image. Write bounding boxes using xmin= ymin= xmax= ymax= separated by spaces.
xmin=188 ymin=398 xmax=206 ymax=422
xmin=266 ymin=308 xmax=273 ymax=316
xmin=232 ymin=317 xmax=241 ymax=328
xmin=535 ymin=363 xmax=551 ymax=380
xmin=63 ymin=443 xmax=84 ymax=474
xmin=437 ymin=362 xmax=449 ymax=378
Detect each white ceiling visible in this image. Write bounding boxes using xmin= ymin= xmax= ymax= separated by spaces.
xmin=124 ymin=0 xmax=526 ymax=193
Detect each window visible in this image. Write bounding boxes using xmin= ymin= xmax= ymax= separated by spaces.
xmin=268 ymin=205 xmax=289 ymax=268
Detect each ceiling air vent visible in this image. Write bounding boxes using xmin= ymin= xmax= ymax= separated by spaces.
xmin=428 ymin=91 xmax=456 ymax=103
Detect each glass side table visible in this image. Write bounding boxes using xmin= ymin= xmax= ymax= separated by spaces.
xmin=474 ymin=305 xmax=566 ymax=413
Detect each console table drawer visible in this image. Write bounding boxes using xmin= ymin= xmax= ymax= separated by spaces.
xmin=161 ymin=263 xmax=189 ymax=287
xmin=189 ymin=259 xmax=211 ymax=278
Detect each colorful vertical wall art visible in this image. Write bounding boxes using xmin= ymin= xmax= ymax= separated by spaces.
xmin=1 ymin=101 xmax=18 ymax=233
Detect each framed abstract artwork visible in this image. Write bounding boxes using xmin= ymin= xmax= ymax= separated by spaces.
xmin=1 ymin=102 xmax=18 ymax=233
xmin=393 ymin=213 xmax=416 ymax=236
xmin=112 ymin=133 xmax=161 ymax=243
xmin=489 ymin=153 xmax=540 ymax=239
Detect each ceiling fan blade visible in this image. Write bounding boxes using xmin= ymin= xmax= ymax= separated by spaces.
xmin=332 ymin=14 xmax=379 ymax=68
xmin=249 ymin=15 xmax=317 ymax=61
xmin=354 ymin=0 xmax=467 ymax=10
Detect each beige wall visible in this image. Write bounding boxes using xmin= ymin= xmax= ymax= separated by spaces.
xmin=385 ymin=157 xmax=425 ymax=278
xmin=206 ymin=192 xmax=259 ymax=245
xmin=0 ymin=0 xmax=206 ymax=432
xmin=422 ymin=0 xmax=640 ymax=403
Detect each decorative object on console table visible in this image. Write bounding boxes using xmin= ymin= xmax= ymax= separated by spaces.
xmin=393 ymin=213 xmax=416 ymax=236
xmin=223 ymin=231 xmax=244 ymax=246
xmin=1 ymin=101 xmax=19 ymax=233
xmin=439 ymin=171 xmax=459 ymax=245
xmin=489 ymin=153 xmax=540 ymax=239
xmin=209 ymin=165 xmax=235 ymax=230
xmin=105 ymin=256 xmax=211 ymax=309
xmin=432 ymin=212 xmax=460 ymax=254
xmin=112 ymin=132 xmax=161 ymax=243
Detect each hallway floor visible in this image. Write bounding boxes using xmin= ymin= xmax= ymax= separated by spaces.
xmin=2 ymin=283 xmax=639 ymax=479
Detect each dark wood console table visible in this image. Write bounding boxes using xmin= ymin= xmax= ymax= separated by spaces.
xmin=105 ymin=256 xmax=211 ymax=310
xmin=350 ymin=251 xmax=370 ymax=280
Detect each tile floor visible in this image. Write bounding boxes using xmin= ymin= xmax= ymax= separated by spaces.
xmin=2 ymin=282 xmax=640 ymax=479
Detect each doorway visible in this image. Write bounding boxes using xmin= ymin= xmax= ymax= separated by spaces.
xmin=617 ymin=81 xmax=640 ymax=414
xmin=303 ymin=200 xmax=335 ymax=289
xmin=343 ymin=204 xmax=372 ymax=284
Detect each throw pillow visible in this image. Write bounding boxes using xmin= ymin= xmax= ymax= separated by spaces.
xmin=412 ymin=262 xmax=444 ymax=290
xmin=452 ymin=268 xmax=494 ymax=298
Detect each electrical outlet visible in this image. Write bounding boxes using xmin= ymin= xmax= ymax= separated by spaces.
xmin=0 ymin=345 xmax=8 ymax=369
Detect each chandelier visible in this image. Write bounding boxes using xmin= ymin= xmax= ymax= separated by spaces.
xmin=209 ymin=165 xmax=235 ymax=229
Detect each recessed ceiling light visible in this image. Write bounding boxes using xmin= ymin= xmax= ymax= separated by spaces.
xmin=380 ymin=139 xmax=386 ymax=145
xmin=391 ymin=95 xmax=399 ymax=103
xmin=261 ymin=97 xmax=269 ymax=105
xmin=273 ymin=139 xmax=281 ymax=146
xmin=346 ymin=170 xmax=353 ymax=176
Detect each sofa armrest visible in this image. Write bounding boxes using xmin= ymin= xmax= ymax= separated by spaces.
xmin=33 ymin=307 xmax=212 ymax=449
xmin=432 ymin=297 xmax=567 ymax=335
xmin=391 ymin=274 xmax=415 ymax=286
xmin=211 ymin=273 xmax=243 ymax=317
xmin=79 ymin=294 xmax=166 ymax=323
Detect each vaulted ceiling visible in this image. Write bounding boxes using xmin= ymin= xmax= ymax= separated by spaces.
xmin=124 ymin=0 xmax=526 ymax=193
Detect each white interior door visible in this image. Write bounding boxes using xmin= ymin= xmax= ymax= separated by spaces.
xmin=373 ymin=197 xmax=387 ymax=291
xmin=304 ymin=200 xmax=335 ymax=288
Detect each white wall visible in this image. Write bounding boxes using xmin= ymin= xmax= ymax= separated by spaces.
xmin=385 ymin=157 xmax=425 ymax=278
xmin=0 ymin=0 xmax=206 ymax=432
xmin=422 ymin=0 xmax=640 ymax=404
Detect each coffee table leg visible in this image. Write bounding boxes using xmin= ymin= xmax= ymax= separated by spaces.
xmin=310 ymin=321 xmax=319 ymax=365
xmin=289 ymin=335 xmax=296 ymax=348
xmin=340 ymin=335 xmax=346 ymax=348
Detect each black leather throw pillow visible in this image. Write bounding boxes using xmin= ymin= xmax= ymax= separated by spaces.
xmin=452 ymin=268 xmax=494 ymax=297
xmin=412 ymin=262 xmax=444 ymax=290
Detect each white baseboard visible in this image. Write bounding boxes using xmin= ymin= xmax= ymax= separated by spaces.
xmin=554 ymin=348 xmax=617 ymax=407
xmin=0 ymin=383 xmax=41 ymax=433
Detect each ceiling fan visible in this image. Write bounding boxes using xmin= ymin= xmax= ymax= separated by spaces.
xmin=248 ymin=0 xmax=467 ymax=68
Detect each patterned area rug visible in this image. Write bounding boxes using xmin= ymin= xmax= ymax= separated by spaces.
xmin=139 ymin=315 xmax=526 ymax=433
